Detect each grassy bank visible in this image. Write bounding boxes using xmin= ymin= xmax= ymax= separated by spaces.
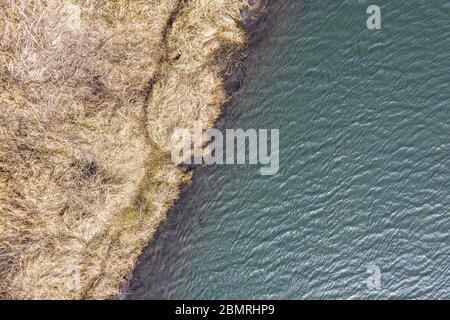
xmin=0 ymin=0 xmax=266 ymax=299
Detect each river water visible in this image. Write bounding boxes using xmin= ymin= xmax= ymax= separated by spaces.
xmin=127 ymin=0 xmax=450 ymax=299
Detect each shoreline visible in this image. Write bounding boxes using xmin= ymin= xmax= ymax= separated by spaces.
xmin=120 ymin=0 xmax=285 ymax=299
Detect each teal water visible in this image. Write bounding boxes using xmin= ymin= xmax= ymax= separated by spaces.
xmin=128 ymin=0 xmax=450 ymax=299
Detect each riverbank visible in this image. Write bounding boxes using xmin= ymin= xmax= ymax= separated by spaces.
xmin=0 ymin=0 xmax=271 ymax=299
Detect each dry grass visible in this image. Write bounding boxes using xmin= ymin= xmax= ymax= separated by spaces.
xmin=147 ymin=0 xmax=247 ymax=148
xmin=0 ymin=0 xmax=265 ymax=299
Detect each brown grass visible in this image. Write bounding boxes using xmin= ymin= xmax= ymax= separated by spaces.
xmin=0 ymin=0 xmax=265 ymax=299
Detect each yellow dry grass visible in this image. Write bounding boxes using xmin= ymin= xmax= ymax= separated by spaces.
xmin=0 ymin=0 xmax=264 ymax=299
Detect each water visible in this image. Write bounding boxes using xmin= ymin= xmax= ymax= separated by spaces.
xmin=127 ymin=0 xmax=450 ymax=299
